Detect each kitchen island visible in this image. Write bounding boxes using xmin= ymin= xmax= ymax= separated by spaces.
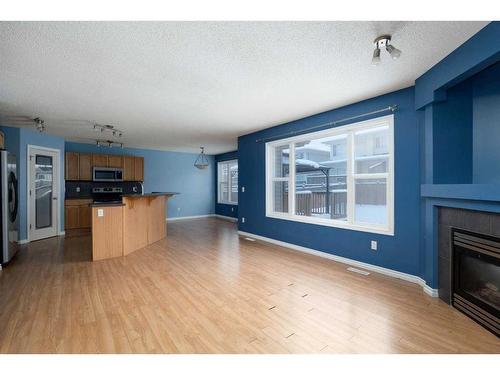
xmin=91 ymin=192 xmax=177 ymax=261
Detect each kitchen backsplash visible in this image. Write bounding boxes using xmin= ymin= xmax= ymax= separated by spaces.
xmin=65 ymin=181 xmax=143 ymax=199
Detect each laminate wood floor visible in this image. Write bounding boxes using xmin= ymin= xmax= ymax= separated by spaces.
xmin=0 ymin=218 xmax=498 ymax=353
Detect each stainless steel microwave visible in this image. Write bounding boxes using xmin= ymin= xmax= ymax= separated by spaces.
xmin=92 ymin=167 xmax=123 ymax=182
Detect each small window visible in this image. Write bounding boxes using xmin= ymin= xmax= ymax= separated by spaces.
xmin=266 ymin=115 xmax=394 ymax=235
xmin=218 ymin=160 xmax=238 ymax=205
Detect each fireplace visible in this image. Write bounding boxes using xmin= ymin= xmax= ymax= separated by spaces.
xmin=452 ymin=228 xmax=500 ymax=337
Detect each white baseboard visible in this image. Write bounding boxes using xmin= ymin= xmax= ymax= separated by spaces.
xmin=214 ymin=214 xmax=238 ymax=222
xmin=167 ymin=214 xmax=214 ymax=222
xmin=238 ymin=230 xmax=439 ymax=298
xmin=58 ymin=231 xmax=66 ymax=236
xmin=18 ymin=239 xmax=29 ymax=245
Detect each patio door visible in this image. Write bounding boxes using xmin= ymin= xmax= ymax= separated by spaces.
xmin=28 ymin=147 xmax=60 ymax=241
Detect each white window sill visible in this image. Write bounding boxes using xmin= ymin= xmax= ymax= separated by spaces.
xmin=266 ymin=212 xmax=394 ymax=236
xmin=218 ymin=201 xmax=238 ymax=206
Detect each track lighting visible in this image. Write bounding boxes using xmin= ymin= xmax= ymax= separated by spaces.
xmin=93 ymin=123 xmax=123 ymax=138
xmin=96 ymin=139 xmax=124 ymax=148
xmin=34 ymin=118 xmax=45 ymax=133
xmin=372 ymin=47 xmax=381 ymax=65
xmin=372 ymin=35 xmax=402 ymax=65
xmin=386 ymin=44 xmax=402 ymax=60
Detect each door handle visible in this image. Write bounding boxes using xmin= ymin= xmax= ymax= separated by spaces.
xmin=53 ymin=197 xmax=58 ymax=200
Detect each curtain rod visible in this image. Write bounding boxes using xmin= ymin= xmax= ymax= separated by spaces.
xmin=255 ymin=104 xmax=398 ymax=143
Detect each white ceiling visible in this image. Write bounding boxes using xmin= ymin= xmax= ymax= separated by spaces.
xmin=0 ymin=21 xmax=488 ymax=154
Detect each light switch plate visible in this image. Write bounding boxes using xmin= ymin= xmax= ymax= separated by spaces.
xmin=97 ymin=209 xmax=104 ymax=217
xmin=371 ymin=240 xmax=377 ymax=251
xmin=242 ymin=186 xmax=245 ymax=193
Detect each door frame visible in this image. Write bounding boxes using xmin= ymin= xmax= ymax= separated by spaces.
xmin=26 ymin=145 xmax=62 ymax=242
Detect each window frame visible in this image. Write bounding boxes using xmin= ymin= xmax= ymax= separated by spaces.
xmin=265 ymin=114 xmax=394 ymax=236
xmin=217 ymin=159 xmax=238 ymax=205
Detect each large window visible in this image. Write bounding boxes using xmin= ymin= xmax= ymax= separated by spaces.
xmin=218 ymin=160 xmax=238 ymax=205
xmin=266 ymin=115 xmax=394 ymax=235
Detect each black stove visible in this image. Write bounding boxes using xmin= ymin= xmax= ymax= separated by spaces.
xmin=92 ymin=186 xmax=123 ymax=204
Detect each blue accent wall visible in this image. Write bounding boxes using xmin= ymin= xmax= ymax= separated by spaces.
xmin=65 ymin=142 xmax=215 ymax=219
xmin=238 ymin=87 xmax=423 ymax=277
xmin=214 ymin=150 xmax=238 ymax=218
xmin=1 ymin=126 xmax=66 ymax=241
xmin=472 ymin=62 xmax=500 ymax=183
xmin=415 ymin=22 xmax=499 ymax=109
xmin=417 ymin=22 xmax=500 ymax=289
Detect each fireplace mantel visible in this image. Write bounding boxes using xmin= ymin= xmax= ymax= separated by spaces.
xmin=421 ymin=184 xmax=500 ymax=203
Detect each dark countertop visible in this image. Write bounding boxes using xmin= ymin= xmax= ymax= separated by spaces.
xmin=89 ymin=202 xmax=125 ymax=208
xmin=122 ymin=192 xmax=179 ymax=198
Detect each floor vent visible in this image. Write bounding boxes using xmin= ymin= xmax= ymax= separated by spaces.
xmin=244 ymin=237 xmax=256 ymax=242
xmin=347 ymin=267 xmax=370 ymax=276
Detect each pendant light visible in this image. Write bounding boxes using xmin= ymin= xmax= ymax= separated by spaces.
xmin=194 ymin=147 xmax=209 ymax=169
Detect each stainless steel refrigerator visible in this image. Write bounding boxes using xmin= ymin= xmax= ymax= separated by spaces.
xmin=1 ymin=150 xmax=19 ymax=266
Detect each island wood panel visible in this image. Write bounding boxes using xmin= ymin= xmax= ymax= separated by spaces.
xmin=91 ymin=205 xmax=123 ymax=261
xmin=147 ymin=196 xmax=167 ymax=243
xmin=122 ymin=197 xmax=149 ymax=255
xmin=78 ymin=153 xmax=92 ymax=180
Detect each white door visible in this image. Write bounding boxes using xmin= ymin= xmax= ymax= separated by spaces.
xmin=29 ymin=147 xmax=59 ymax=241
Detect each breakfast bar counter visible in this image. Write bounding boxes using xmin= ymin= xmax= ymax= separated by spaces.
xmin=91 ymin=192 xmax=177 ymax=261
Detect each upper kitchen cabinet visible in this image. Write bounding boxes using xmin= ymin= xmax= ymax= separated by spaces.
xmin=108 ymin=155 xmax=123 ymax=168
xmin=65 ymin=152 xmax=79 ymax=180
xmin=123 ymin=156 xmax=134 ymax=181
xmin=134 ymin=156 xmax=144 ymax=182
xmin=79 ymin=153 xmax=92 ymax=180
xmin=92 ymin=153 xmax=108 ymax=168
xmin=65 ymin=151 xmax=144 ymax=181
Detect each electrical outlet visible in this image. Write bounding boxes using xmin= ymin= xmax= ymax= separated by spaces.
xmin=97 ymin=209 xmax=104 ymax=217
xmin=231 ymin=207 xmax=234 ymax=212
xmin=242 ymin=217 xmax=245 ymax=223
xmin=371 ymin=240 xmax=377 ymax=251
xmin=241 ymin=186 xmax=245 ymax=193
xmin=76 ymin=186 xmax=80 ymax=193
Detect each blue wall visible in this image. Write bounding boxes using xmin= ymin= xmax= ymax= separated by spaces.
xmin=417 ymin=22 xmax=500 ymax=289
xmin=472 ymin=62 xmax=500 ymax=183
xmin=1 ymin=126 xmax=66 ymax=241
xmin=65 ymin=142 xmax=215 ymax=219
xmin=214 ymin=150 xmax=238 ymax=218
xmin=238 ymin=87 xmax=423 ymax=277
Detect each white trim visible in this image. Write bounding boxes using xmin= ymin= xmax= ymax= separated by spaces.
xmin=214 ymin=214 xmax=238 ymax=222
xmin=27 ymin=145 xmax=62 ymax=242
xmin=58 ymin=231 xmax=66 ymax=236
xmin=217 ymin=159 xmax=238 ymax=205
xmin=166 ymin=214 xmax=214 ymax=221
xmin=265 ymin=114 xmax=394 ymax=236
xmin=237 ymin=230 xmax=439 ymax=298
xmin=17 ymin=239 xmax=30 ymax=245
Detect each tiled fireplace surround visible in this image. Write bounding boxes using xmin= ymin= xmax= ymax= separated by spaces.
xmin=437 ymin=206 xmax=500 ymax=304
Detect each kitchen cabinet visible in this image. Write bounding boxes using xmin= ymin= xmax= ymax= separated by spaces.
xmin=92 ymin=153 xmax=108 ymax=168
xmin=134 ymin=156 xmax=144 ymax=182
xmin=65 ymin=152 xmax=79 ymax=180
xmin=108 ymin=155 xmax=123 ymax=168
xmin=65 ymin=199 xmax=93 ymax=229
xmin=123 ymin=156 xmax=134 ymax=181
xmin=79 ymin=153 xmax=92 ymax=180
xmin=64 ymin=205 xmax=80 ymax=229
xmin=65 ymin=152 xmax=144 ymax=181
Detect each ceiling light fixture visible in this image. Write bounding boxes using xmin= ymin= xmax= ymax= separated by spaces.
xmin=34 ymin=117 xmax=45 ymax=133
xmin=93 ymin=123 xmax=123 ymax=138
xmin=194 ymin=147 xmax=209 ymax=170
xmin=372 ymin=35 xmax=402 ymax=65
xmin=96 ymin=139 xmax=124 ymax=149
